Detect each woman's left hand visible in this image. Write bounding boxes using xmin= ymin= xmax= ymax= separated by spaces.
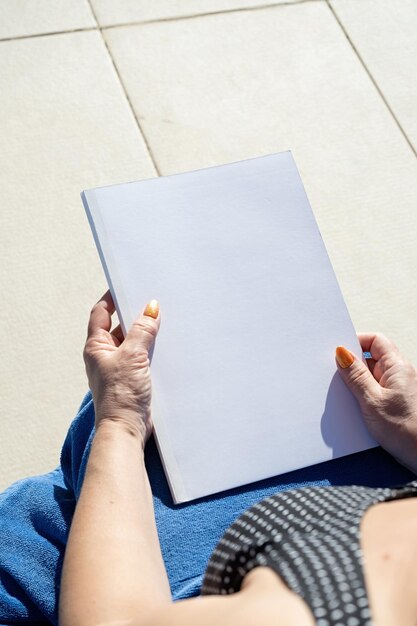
xmin=83 ymin=290 xmax=160 ymax=446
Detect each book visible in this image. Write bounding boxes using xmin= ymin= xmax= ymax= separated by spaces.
xmin=82 ymin=151 xmax=377 ymax=504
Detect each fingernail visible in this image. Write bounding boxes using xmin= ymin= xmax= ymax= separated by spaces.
xmin=144 ymin=299 xmax=159 ymax=319
xmin=336 ymin=345 xmax=355 ymax=369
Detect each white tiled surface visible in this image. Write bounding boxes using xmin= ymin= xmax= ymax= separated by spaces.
xmin=0 ymin=0 xmax=96 ymax=39
xmin=331 ymin=0 xmax=417 ymax=152
xmin=90 ymin=0 xmax=299 ymax=27
xmin=1 ymin=0 xmax=416 ymax=490
xmin=0 ymin=31 xmax=155 ymax=491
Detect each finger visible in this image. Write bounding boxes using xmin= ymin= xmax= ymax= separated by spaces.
xmin=111 ymin=323 xmax=124 ymax=344
xmin=125 ymin=299 xmax=161 ymax=352
xmin=366 ymin=358 xmax=377 ymax=377
xmin=336 ymin=346 xmax=382 ymax=406
xmin=357 ymin=332 xmax=399 ymax=361
xmin=87 ymin=290 xmax=115 ymax=339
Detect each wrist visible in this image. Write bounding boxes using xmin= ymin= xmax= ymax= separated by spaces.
xmin=95 ymin=415 xmax=147 ymax=450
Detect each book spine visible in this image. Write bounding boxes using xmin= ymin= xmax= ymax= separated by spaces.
xmin=81 ymin=190 xmax=129 ymax=336
xmin=81 ymin=189 xmax=188 ymax=505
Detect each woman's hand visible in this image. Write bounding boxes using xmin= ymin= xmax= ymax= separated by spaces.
xmin=336 ymin=333 xmax=417 ymax=474
xmin=83 ymin=290 xmax=160 ymax=445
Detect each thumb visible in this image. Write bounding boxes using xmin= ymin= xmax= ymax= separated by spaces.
xmin=335 ymin=345 xmax=381 ymax=405
xmin=125 ymin=299 xmax=161 ymax=352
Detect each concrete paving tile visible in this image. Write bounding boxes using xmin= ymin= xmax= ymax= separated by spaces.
xmin=0 ymin=0 xmax=96 ymax=39
xmin=104 ymin=2 xmax=417 ymax=370
xmin=91 ymin=0 xmax=300 ymax=27
xmin=331 ymin=0 xmax=417 ymax=153
xmin=0 ymin=31 xmax=155 ymax=491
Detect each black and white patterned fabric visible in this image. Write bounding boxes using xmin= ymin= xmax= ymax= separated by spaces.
xmin=201 ymin=481 xmax=417 ymax=626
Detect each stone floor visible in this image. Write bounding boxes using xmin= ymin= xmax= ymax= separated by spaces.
xmin=1 ymin=0 xmax=416 ymax=490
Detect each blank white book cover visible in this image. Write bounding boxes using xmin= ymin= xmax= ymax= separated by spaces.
xmin=82 ymin=151 xmax=377 ymax=504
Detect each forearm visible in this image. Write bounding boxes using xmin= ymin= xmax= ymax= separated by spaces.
xmin=59 ymin=419 xmax=171 ymax=626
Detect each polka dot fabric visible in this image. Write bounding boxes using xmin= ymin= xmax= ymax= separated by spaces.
xmin=201 ymin=481 xmax=417 ymax=625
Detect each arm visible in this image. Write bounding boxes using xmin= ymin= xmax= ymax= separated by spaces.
xmin=59 ymin=293 xmax=171 ymax=626
xmin=59 ymin=419 xmax=171 ymax=626
xmin=58 ymin=413 xmax=296 ymax=626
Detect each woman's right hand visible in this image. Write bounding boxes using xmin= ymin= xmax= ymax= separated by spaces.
xmin=336 ymin=333 xmax=417 ymax=474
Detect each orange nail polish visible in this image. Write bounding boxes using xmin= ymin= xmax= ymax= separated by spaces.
xmin=335 ymin=346 xmax=355 ymax=369
xmin=144 ymin=299 xmax=159 ymax=319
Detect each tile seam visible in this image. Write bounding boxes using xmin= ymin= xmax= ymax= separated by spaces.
xmin=0 ymin=26 xmax=97 ymax=43
xmin=99 ymin=0 xmax=322 ymax=31
xmin=326 ymin=0 xmax=417 ymax=160
xmin=86 ymin=0 xmax=160 ymax=176
xmin=84 ymin=0 xmax=99 ymax=27
xmin=0 ymin=0 xmax=320 ymax=42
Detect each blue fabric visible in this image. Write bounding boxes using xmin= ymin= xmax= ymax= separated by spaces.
xmin=0 ymin=390 xmax=415 ymax=625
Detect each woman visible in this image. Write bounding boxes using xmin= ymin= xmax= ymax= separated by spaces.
xmin=58 ymin=291 xmax=417 ymax=626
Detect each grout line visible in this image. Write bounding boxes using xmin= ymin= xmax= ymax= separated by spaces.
xmin=85 ymin=0 xmax=99 ymax=28
xmin=326 ymin=0 xmax=417 ymax=159
xmin=86 ymin=0 xmax=161 ymax=176
xmin=0 ymin=0 xmax=319 ymax=43
xmin=101 ymin=0 xmax=321 ymax=31
xmin=0 ymin=26 xmax=96 ymax=43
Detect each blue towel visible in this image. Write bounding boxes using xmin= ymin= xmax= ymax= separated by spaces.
xmin=0 ymin=390 xmax=414 ymax=624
